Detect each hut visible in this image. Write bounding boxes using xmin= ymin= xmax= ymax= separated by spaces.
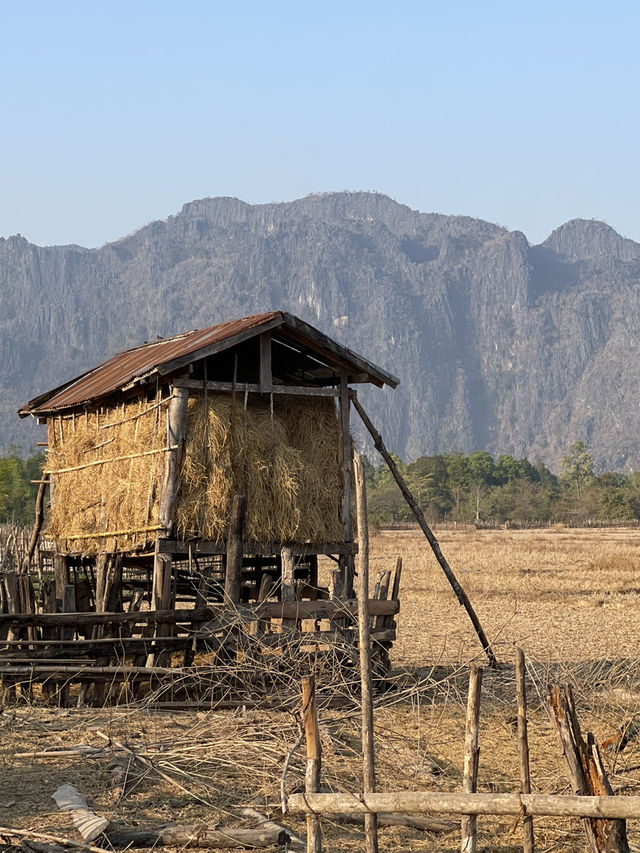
xmin=12 ymin=311 xmax=401 ymax=701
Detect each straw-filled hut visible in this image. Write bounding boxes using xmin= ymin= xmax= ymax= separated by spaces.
xmin=13 ymin=313 xmax=401 ymax=698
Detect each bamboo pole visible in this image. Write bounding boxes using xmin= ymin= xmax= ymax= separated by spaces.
xmin=287 ymin=791 xmax=640 ymax=819
xmin=302 ymin=675 xmax=322 ymax=853
xmin=350 ymin=393 xmax=497 ymax=668
xmin=354 ymin=453 xmax=379 ymax=853
xmin=461 ymin=666 xmax=483 ymax=853
xmin=516 ymin=649 xmax=535 ymax=853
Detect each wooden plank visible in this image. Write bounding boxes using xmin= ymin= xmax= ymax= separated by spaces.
xmin=174 ymin=378 xmax=339 ymax=397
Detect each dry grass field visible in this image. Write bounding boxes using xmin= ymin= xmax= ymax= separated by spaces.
xmin=3 ymin=526 xmax=640 ymax=852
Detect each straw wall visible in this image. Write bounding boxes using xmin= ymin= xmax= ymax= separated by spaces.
xmin=175 ymin=394 xmax=343 ymax=544
xmin=44 ymin=396 xmax=168 ymax=554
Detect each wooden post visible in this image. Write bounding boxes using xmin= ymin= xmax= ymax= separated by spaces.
xmin=259 ymin=332 xmax=272 ymax=392
xmin=224 ymin=495 xmax=247 ymax=605
xmin=354 ymin=454 xmax=379 ymax=853
xmin=548 ymin=684 xmax=629 ymax=853
xmin=281 ymin=547 xmax=296 ymax=630
xmin=151 ymin=384 xmax=189 ymax=640
xmin=461 ymin=666 xmax=483 ymax=853
xmin=302 ymin=675 xmax=322 ymax=853
xmin=157 ymin=386 xmax=189 ymax=534
xmin=516 ymin=649 xmax=535 ymax=853
xmin=53 ymin=554 xmax=70 ymax=605
xmin=339 ymin=375 xmax=354 ymax=598
xmin=351 ymin=393 xmax=497 ymax=668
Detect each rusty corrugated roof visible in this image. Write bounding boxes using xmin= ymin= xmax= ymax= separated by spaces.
xmin=19 ymin=311 xmax=398 ymax=417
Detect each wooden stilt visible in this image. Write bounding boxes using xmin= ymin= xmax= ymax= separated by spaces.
xmin=224 ymin=494 xmax=246 ymax=605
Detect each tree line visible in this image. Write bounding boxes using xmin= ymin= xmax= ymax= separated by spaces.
xmin=364 ymin=442 xmax=640 ymax=527
xmin=0 ymin=442 xmax=638 ymax=528
xmin=0 ymin=450 xmax=45 ymax=525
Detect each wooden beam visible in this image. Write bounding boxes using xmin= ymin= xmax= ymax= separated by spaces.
xmin=157 ymin=539 xmax=357 ymax=557
xmin=174 ymin=378 xmax=339 ymax=397
xmin=0 ymin=599 xmax=397 ymax=628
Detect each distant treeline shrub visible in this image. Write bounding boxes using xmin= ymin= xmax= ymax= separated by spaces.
xmin=0 ymin=449 xmax=45 ymax=524
xmin=365 ymin=445 xmax=640 ymax=527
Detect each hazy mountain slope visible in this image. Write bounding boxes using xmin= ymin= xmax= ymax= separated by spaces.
xmin=2 ymin=192 xmax=640 ymax=471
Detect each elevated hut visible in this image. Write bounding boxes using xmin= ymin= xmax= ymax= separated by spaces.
xmin=14 ymin=311 xmax=400 ymax=699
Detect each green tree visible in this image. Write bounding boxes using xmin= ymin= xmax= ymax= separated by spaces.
xmin=561 ymin=441 xmax=595 ymax=498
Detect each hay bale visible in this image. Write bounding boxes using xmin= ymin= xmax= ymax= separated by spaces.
xmin=175 ymin=394 xmax=342 ymax=544
xmin=45 ymin=391 xmax=343 ymax=554
xmin=44 ymin=397 xmax=168 ymax=554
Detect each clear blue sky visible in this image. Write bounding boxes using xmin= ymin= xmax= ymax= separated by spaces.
xmin=2 ymin=0 xmax=639 ymax=248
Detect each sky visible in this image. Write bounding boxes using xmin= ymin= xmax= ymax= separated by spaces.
xmin=1 ymin=0 xmax=639 ymax=248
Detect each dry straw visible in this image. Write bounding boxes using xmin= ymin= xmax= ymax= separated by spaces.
xmin=44 ymin=398 xmax=168 ymax=554
xmin=175 ymin=394 xmax=342 ymax=544
xmin=44 ymin=392 xmax=342 ymax=553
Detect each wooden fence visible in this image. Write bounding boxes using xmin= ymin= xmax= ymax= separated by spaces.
xmin=286 ymin=654 xmax=634 ymax=853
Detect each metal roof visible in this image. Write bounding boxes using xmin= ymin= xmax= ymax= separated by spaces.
xmin=19 ymin=311 xmax=398 ymax=417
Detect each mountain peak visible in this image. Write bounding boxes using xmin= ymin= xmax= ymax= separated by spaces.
xmin=542 ymin=219 xmax=640 ymax=262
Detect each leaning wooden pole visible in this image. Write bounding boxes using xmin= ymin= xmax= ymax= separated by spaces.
xmin=302 ymin=675 xmax=322 ymax=853
xmin=351 ymin=393 xmax=497 ymax=668
xmin=22 ymin=473 xmax=49 ymax=573
xmin=516 ymin=649 xmax=535 ymax=853
xmin=354 ymin=454 xmax=379 ymax=853
xmin=461 ymin=666 xmax=483 ymax=853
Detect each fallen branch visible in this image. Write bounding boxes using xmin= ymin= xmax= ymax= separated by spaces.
xmin=104 ymin=825 xmax=288 ymax=848
xmin=0 ymin=825 xmax=109 ymax=853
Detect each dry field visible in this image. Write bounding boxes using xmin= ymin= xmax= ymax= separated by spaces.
xmin=3 ymin=526 xmax=640 ymax=852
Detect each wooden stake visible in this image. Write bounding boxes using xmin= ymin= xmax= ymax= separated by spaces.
xmin=461 ymin=666 xmax=483 ymax=853
xmin=354 ymin=454 xmax=379 ymax=853
xmin=302 ymin=675 xmax=322 ymax=853
xmin=516 ymin=649 xmax=534 ymax=853
xmin=351 ymin=393 xmax=497 ymax=668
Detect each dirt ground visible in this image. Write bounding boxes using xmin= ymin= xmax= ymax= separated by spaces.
xmin=4 ymin=526 xmax=640 ymax=852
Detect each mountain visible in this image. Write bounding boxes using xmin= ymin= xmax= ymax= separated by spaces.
xmin=2 ymin=192 xmax=640 ymax=472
